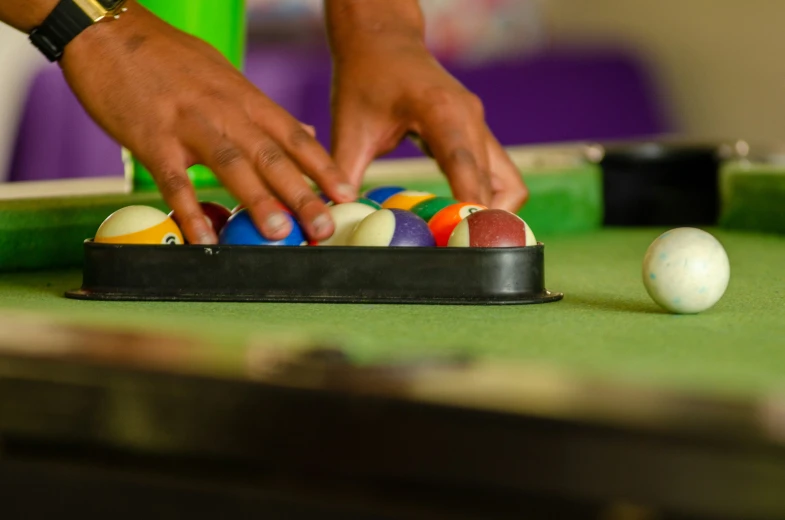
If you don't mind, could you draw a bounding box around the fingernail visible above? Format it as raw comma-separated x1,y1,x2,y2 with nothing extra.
312,214,331,235
336,183,356,200
265,212,289,233
197,232,215,245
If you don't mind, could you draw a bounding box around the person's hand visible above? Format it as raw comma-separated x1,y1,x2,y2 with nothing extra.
60,3,356,244
329,38,528,211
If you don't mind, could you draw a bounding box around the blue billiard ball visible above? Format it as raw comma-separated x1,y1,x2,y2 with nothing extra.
219,209,306,246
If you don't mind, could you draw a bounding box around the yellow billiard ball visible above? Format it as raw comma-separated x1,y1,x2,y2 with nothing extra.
381,190,436,211
95,205,184,245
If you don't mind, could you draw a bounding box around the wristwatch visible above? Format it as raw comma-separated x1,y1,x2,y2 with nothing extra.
30,0,129,62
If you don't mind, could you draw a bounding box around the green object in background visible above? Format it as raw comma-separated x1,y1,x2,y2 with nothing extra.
365,162,605,238
124,0,247,192
719,160,785,235
0,188,238,272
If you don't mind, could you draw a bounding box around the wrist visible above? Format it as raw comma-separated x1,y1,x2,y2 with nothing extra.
23,0,135,63
325,0,426,61
59,0,147,65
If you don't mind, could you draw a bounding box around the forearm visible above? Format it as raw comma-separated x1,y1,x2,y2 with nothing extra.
324,0,426,59
0,0,58,32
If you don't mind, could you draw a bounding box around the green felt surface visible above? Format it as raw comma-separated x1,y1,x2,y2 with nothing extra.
0,164,602,273
1,228,783,397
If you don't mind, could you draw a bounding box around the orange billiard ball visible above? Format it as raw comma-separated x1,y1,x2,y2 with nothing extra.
428,202,487,247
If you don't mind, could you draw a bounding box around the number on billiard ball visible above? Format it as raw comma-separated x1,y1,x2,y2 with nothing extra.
95,205,184,245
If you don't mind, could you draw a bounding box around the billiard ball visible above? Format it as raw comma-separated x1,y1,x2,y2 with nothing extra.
410,196,459,222
169,201,232,237
382,190,436,211
448,209,535,248
642,227,730,314
311,202,377,246
428,202,487,247
356,197,382,210
363,186,406,205
349,209,435,247
219,209,306,246
95,205,184,245
320,197,381,210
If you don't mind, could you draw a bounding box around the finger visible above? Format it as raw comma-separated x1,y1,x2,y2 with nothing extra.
221,113,337,241
134,144,215,245
181,111,325,241
485,131,528,212
199,143,295,241
300,123,316,138
180,118,295,241
416,112,492,205
407,132,435,158
248,137,336,241
331,109,384,188
268,118,356,204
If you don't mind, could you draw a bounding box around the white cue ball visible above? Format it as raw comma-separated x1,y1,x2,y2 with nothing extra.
642,227,730,314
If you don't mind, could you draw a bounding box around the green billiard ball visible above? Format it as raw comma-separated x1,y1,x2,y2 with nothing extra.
410,196,459,223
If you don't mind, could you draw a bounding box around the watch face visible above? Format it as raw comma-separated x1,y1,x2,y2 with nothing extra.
96,0,124,8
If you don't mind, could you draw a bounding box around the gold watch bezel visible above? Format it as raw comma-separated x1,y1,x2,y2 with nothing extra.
73,0,129,23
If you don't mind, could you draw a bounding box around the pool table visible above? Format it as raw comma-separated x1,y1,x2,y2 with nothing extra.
1,141,785,519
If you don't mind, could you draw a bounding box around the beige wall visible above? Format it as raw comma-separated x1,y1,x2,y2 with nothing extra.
543,0,785,146
0,25,46,181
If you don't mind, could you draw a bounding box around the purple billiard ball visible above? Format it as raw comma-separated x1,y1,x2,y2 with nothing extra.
219,209,306,246
348,208,436,247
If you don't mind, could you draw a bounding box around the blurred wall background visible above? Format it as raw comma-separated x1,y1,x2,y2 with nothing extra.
2,0,785,182
0,25,45,182
544,0,785,146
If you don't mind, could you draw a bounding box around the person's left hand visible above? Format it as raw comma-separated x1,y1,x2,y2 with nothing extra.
330,42,528,212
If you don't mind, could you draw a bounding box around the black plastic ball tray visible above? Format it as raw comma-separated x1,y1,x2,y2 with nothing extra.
65,240,563,305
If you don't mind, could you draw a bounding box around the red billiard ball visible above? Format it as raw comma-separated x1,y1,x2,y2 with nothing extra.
170,201,232,237
448,209,536,248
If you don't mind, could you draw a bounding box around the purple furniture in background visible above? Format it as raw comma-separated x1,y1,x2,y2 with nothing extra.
9,44,670,182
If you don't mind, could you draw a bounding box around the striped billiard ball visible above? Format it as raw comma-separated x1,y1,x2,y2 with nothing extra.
448,209,536,248
95,205,184,245
349,209,435,247
311,202,377,246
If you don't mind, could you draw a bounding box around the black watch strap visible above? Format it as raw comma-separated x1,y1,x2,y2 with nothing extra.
29,0,93,62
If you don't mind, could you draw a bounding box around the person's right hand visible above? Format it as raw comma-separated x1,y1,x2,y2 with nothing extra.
60,2,355,244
